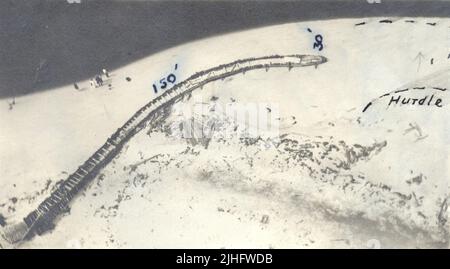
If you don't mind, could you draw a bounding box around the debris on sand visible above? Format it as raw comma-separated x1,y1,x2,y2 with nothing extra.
261,215,270,224
0,214,6,227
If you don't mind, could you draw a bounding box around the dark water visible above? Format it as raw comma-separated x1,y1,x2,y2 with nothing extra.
1,0,450,99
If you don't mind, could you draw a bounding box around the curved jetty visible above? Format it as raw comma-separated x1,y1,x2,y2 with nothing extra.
0,54,327,246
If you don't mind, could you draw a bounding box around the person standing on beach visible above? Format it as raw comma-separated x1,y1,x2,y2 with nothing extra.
95,75,103,87
8,97,15,110
102,68,110,78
